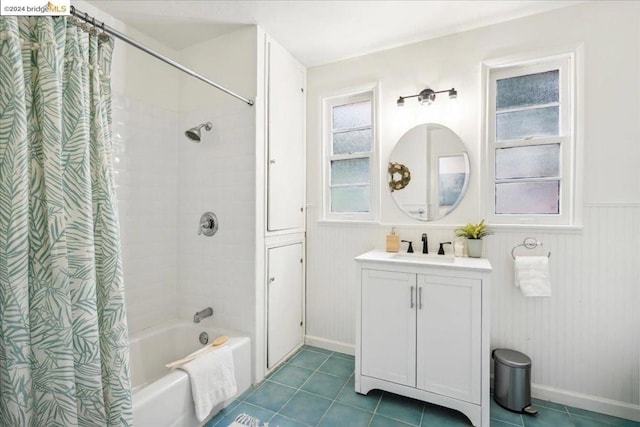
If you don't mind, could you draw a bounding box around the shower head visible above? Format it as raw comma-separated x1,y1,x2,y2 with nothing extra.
185,122,212,142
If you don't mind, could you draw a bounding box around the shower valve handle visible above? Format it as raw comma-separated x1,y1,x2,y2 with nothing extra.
198,219,213,235
197,212,218,236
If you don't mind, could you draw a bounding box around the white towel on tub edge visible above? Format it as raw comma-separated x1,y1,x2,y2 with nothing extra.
177,345,237,422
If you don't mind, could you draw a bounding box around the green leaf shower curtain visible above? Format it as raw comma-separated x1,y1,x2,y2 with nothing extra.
0,16,132,426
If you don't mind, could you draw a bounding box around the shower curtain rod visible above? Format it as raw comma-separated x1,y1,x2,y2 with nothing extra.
69,6,254,106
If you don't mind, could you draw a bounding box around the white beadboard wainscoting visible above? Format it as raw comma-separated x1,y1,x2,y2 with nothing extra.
305,204,640,421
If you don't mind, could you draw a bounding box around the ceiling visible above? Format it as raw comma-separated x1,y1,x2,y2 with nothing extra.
86,1,580,67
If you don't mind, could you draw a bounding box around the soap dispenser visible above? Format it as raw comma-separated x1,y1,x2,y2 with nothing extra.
386,227,400,253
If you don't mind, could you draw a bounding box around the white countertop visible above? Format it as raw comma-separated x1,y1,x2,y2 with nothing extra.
355,249,492,272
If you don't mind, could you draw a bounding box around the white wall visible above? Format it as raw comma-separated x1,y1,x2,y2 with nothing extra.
177,27,258,336
176,101,256,335
82,3,260,338
306,1,639,419
75,0,183,335
179,26,257,111
113,93,179,334
74,1,182,111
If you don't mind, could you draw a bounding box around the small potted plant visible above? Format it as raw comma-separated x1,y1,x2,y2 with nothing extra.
455,220,493,258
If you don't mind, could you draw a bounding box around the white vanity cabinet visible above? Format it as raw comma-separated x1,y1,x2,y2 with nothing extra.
355,250,491,427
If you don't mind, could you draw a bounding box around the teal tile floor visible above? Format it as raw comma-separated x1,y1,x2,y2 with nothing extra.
207,346,639,427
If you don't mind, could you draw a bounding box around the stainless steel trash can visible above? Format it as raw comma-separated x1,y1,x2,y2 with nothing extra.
492,349,537,415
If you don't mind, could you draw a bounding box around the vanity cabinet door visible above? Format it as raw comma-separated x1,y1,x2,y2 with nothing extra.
361,269,416,387
416,274,481,404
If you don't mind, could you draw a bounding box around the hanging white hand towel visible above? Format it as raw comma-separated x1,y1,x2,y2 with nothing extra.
177,346,237,422
514,256,551,297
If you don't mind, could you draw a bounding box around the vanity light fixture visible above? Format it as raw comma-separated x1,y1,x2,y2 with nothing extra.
397,87,457,107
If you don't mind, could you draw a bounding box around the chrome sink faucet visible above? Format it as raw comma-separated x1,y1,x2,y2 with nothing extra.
193,307,213,323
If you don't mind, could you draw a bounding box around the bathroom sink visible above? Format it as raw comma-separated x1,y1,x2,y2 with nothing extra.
391,252,455,263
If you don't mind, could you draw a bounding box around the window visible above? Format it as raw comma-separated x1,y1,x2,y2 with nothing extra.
487,55,577,226
323,89,378,220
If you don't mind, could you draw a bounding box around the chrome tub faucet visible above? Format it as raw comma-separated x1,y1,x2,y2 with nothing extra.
193,307,213,323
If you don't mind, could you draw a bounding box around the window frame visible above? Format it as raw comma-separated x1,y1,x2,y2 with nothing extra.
322,87,379,221
485,54,578,226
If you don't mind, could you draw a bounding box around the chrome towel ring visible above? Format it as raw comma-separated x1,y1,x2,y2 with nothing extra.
511,237,551,259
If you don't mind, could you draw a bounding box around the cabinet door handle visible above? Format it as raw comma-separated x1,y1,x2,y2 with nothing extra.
410,286,414,308
418,286,423,310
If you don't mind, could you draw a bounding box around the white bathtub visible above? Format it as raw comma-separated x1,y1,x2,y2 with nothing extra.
129,322,251,427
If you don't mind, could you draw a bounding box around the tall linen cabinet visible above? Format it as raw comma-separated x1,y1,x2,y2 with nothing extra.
258,31,306,377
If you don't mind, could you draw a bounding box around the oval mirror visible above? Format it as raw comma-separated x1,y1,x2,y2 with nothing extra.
389,123,470,221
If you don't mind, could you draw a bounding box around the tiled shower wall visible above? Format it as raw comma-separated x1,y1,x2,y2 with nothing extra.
99,5,258,339
112,91,179,334
112,94,257,337
177,103,256,336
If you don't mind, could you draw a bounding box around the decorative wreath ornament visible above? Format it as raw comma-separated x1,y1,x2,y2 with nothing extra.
388,162,411,192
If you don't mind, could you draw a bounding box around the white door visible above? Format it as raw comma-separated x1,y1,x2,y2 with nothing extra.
416,274,481,403
267,243,304,368
361,269,416,387
267,39,305,231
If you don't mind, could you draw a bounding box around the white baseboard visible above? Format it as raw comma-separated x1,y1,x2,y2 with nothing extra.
308,337,640,422
304,335,355,356
531,383,640,422
489,375,639,422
